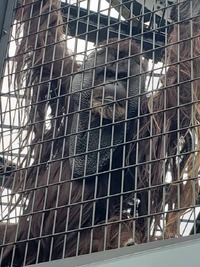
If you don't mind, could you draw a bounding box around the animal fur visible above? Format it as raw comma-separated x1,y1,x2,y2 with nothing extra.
1,0,200,266
1,1,145,265
0,223,17,245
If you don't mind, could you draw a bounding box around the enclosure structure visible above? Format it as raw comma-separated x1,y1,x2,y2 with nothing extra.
0,0,200,266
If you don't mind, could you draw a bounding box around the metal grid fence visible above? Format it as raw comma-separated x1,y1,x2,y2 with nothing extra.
0,0,200,266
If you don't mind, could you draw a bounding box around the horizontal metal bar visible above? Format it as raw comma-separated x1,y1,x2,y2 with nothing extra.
61,3,166,61
27,234,200,267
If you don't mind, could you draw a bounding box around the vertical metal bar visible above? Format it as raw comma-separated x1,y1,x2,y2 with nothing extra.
0,2,7,39
0,0,17,81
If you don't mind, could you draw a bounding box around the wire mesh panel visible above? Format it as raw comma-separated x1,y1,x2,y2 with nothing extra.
0,0,200,266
